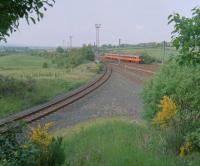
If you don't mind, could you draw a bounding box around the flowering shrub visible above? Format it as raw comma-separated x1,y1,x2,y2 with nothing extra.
30,122,54,150
179,128,200,157
179,142,193,158
153,96,177,127
0,122,66,166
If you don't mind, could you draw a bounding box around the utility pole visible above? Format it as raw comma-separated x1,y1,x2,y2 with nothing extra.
62,40,66,52
62,40,65,49
162,40,166,64
69,35,73,49
95,24,101,61
119,38,122,47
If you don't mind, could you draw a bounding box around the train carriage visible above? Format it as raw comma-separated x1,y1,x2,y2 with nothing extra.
104,53,144,64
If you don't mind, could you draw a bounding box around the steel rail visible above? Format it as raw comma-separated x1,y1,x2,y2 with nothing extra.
109,63,156,74
0,64,112,128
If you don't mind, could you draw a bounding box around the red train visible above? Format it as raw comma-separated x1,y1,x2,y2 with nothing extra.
103,53,144,64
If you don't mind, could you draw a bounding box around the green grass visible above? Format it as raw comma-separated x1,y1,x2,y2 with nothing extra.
0,79,84,117
0,54,99,118
60,117,185,166
0,54,55,69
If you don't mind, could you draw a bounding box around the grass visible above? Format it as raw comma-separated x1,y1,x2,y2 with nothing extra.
0,54,100,118
58,117,185,166
0,80,84,117
0,53,55,69
0,63,99,80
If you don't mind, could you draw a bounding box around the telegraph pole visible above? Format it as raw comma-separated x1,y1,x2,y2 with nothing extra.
95,24,101,61
119,38,122,47
62,40,65,49
162,40,166,64
69,35,73,49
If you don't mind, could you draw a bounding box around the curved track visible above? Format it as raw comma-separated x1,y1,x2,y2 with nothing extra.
0,64,112,128
0,61,159,131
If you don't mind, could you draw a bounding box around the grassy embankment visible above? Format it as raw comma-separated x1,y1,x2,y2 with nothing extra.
0,54,100,118
55,117,188,166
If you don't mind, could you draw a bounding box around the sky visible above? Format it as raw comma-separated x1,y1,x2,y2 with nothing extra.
3,0,200,47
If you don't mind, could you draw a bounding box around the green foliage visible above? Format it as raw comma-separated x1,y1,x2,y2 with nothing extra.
142,62,200,121
142,61,200,156
0,75,35,96
56,47,65,54
54,45,95,68
141,52,160,64
0,123,38,166
37,137,66,166
0,123,66,166
42,62,48,68
168,7,200,65
186,128,200,152
0,77,84,117
0,0,55,42
82,45,95,61
96,63,104,74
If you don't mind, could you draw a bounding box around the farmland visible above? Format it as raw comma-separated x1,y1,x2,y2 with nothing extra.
0,52,99,118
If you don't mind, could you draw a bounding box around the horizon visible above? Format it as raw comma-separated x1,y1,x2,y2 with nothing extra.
1,0,200,47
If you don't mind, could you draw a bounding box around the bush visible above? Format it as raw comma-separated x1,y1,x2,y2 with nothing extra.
142,62,200,121
97,63,104,74
42,62,48,68
53,45,95,69
141,52,160,64
0,75,35,96
142,61,200,154
0,122,38,166
0,122,66,166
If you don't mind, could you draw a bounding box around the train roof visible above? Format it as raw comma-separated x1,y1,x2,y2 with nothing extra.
105,53,142,57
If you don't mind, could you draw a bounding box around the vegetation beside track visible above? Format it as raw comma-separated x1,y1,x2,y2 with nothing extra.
0,46,101,118
54,117,192,166
0,122,66,166
142,6,200,164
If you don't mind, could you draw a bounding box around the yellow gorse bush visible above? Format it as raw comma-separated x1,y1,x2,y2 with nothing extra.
180,142,193,158
30,122,54,150
153,96,177,127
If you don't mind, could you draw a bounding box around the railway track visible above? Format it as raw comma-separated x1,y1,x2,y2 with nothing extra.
0,61,158,131
104,60,159,85
0,64,112,129
102,58,159,74
107,62,158,74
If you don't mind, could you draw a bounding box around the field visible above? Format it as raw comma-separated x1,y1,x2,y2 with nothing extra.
0,54,55,69
0,54,100,118
102,46,178,62
56,117,192,166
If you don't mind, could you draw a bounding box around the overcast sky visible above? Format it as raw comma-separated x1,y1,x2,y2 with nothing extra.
3,0,200,47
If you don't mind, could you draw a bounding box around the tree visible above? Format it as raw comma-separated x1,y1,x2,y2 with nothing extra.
0,0,55,42
56,46,64,53
82,45,95,61
168,7,200,65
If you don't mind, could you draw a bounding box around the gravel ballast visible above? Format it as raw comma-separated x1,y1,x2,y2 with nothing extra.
35,69,147,130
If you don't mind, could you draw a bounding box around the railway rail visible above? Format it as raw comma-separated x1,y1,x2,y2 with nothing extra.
0,60,158,132
0,64,112,129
